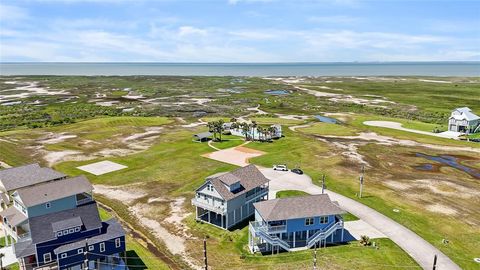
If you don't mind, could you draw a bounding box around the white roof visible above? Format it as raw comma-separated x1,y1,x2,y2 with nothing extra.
451,107,479,121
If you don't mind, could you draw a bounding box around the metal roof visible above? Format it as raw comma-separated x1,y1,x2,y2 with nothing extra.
253,194,345,222
51,216,83,232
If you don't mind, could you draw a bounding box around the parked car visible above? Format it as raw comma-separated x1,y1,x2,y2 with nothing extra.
291,168,303,175
273,164,288,171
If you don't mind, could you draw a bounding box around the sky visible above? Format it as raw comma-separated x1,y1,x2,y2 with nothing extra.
0,0,479,62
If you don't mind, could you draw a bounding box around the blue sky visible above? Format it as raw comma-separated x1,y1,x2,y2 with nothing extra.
1,0,479,62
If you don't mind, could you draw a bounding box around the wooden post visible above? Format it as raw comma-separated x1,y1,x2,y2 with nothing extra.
321,174,326,194
313,247,317,270
203,237,208,270
432,254,437,270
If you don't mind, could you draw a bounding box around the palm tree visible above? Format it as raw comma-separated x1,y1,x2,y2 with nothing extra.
250,121,257,141
217,120,225,141
257,126,264,141
207,121,217,141
241,122,250,141
267,126,277,141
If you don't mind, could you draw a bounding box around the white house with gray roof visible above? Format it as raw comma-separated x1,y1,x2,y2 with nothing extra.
448,107,480,133
191,164,269,230
249,194,346,253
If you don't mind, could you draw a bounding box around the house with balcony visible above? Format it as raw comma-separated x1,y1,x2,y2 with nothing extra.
448,107,480,133
14,202,126,270
0,164,127,270
192,164,269,230
248,194,346,253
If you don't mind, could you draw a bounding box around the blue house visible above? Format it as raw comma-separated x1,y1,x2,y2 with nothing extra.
0,164,127,270
191,165,269,230
248,194,345,253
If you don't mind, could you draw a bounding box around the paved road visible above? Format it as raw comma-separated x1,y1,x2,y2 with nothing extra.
260,168,461,270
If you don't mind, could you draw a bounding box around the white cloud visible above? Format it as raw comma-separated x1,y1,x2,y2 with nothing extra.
0,3,28,22
308,15,360,24
178,26,208,37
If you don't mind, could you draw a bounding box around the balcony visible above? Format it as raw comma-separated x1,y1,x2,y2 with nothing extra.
76,193,93,206
246,187,268,202
191,198,226,214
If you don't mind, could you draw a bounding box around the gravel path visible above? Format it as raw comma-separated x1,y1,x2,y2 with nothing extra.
363,121,461,139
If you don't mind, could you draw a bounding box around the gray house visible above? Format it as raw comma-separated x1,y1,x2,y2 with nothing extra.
191,164,269,230
448,107,480,133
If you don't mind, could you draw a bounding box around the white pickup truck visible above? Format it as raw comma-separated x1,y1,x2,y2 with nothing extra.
273,164,288,171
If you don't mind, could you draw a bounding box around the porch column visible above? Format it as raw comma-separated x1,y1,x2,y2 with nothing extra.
341,227,344,242
293,232,296,248
221,214,224,228
208,211,211,223
306,230,309,240
226,213,229,229
195,206,198,219
331,233,333,242
240,206,243,220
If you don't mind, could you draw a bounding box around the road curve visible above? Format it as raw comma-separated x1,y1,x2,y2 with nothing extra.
260,168,461,270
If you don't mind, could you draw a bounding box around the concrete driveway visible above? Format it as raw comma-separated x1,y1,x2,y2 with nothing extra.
259,168,460,270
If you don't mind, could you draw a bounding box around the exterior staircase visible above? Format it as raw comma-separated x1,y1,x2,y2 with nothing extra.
306,221,343,248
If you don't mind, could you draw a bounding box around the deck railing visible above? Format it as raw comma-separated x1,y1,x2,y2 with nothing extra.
306,221,343,248
191,198,226,213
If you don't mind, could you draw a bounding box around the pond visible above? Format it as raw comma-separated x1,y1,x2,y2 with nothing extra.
314,115,339,124
264,89,290,95
414,153,480,179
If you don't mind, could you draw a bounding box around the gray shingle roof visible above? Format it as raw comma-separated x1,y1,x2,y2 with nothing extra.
29,202,102,244
0,164,66,192
0,206,28,226
206,165,269,200
52,216,83,232
254,194,345,222
193,132,213,140
16,175,93,207
14,239,36,258
54,219,125,254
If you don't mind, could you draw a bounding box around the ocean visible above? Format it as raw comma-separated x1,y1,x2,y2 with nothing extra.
0,62,479,76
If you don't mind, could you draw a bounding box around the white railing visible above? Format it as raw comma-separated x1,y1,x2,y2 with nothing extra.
306,221,343,248
250,221,290,251
191,198,226,213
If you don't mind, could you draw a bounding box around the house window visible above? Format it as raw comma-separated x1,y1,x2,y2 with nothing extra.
43,253,52,263
320,216,329,224
56,231,63,237
88,245,94,251
74,227,80,232
60,253,67,259
63,230,68,235
45,202,51,209
78,248,83,254
100,242,105,252
68,228,75,234
115,238,121,248
305,217,314,226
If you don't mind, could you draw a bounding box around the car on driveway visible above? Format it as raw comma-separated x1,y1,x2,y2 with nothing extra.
291,168,303,175
273,164,288,171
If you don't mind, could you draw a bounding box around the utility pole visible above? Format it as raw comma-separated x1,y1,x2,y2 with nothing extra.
83,239,89,270
359,165,365,198
203,237,208,270
432,254,437,270
313,246,317,270
321,174,326,194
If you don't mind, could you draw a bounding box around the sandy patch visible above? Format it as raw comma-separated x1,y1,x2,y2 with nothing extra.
43,150,86,166
384,181,411,191
364,121,460,140
38,132,77,144
93,184,146,205
202,146,265,166
181,119,207,128
289,124,312,132
425,204,457,215
276,114,310,120
419,79,452,84
122,127,163,142
247,105,268,115
0,81,70,103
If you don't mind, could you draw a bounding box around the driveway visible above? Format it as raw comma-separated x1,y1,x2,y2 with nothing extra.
363,121,461,139
260,168,460,270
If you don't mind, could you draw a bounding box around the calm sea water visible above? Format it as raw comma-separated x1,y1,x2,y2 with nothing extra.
1,62,479,76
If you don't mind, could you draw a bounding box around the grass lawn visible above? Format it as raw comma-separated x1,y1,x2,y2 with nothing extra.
186,215,419,270
276,190,309,198
297,122,359,136
248,117,307,125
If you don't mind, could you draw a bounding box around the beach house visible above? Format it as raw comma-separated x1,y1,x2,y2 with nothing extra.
0,164,127,270
191,164,269,229
248,194,345,253
448,107,480,133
